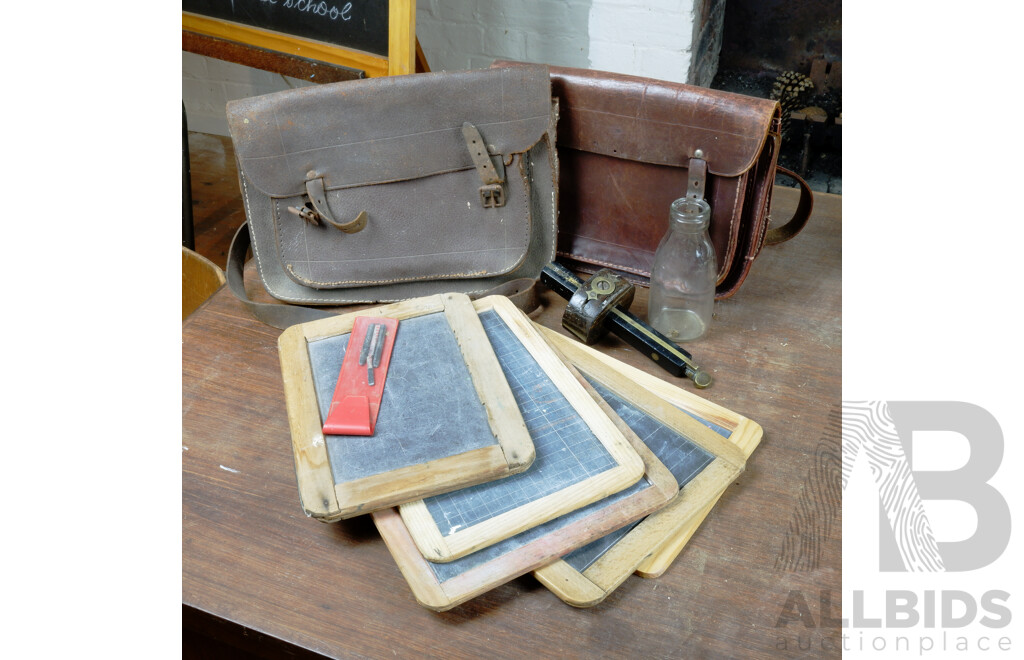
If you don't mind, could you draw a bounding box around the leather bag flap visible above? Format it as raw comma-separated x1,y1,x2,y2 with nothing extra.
494,61,779,177
227,65,553,197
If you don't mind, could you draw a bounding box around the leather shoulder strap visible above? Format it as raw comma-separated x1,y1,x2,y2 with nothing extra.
764,166,814,246
227,223,338,329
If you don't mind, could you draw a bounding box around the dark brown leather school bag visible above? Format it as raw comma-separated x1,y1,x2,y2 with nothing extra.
495,61,813,299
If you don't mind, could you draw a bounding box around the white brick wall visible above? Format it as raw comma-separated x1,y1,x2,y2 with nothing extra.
183,1,722,136
416,0,593,70
417,0,713,83
589,1,696,82
182,51,316,136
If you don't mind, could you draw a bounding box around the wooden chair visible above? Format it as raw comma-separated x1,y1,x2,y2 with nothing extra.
183,246,226,319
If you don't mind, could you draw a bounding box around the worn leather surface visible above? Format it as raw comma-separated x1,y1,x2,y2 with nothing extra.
493,61,809,299
226,65,557,305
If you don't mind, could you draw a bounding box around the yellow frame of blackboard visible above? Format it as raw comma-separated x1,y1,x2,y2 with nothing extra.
531,327,763,606
182,0,417,78
277,293,535,522
397,295,647,563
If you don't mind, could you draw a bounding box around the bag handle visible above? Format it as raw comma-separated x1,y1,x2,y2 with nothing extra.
764,166,814,246
227,223,539,330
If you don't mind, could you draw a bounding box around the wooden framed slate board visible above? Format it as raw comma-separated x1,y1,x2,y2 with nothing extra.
277,293,534,521
372,314,678,610
397,295,647,562
532,327,763,605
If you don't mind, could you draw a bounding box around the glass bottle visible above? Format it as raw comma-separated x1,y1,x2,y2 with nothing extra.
648,197,717,342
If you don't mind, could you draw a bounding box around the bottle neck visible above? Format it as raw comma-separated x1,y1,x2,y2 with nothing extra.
668,197,711,233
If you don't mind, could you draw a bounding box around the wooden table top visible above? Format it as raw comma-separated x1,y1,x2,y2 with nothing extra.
183,186,842,658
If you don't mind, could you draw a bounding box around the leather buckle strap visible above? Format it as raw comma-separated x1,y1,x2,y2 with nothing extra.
687,152,708,201
463,122,507,208
479,183,505,208
287,172,368,234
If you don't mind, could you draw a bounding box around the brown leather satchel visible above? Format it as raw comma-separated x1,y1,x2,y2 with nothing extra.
225,65,558,327
493,61,813,299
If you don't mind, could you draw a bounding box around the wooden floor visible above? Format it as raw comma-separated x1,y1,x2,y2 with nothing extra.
185,132,247,271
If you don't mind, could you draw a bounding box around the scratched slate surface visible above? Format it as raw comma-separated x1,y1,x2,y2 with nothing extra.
308,312,498,484
560,376,723,572
421,309,619,540
428,474,655,583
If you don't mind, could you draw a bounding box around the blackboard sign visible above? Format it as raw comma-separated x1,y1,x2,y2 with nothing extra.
183,0,419,79
183,0,389,57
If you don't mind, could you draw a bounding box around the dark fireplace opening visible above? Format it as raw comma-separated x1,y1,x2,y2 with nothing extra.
710,0,841,195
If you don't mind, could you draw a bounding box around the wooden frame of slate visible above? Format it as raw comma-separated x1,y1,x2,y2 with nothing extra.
397,296,648,562
372,329,678,610
551,332,763,578
277,293,534,522
532,326,764,605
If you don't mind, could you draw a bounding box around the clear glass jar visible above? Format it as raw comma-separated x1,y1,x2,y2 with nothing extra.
648,197,717,342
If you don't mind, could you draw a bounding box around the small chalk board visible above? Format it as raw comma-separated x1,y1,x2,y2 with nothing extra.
183,0,419,79
397,296,647,563
372,334,678,611
277,293,534,521
532,328,763,606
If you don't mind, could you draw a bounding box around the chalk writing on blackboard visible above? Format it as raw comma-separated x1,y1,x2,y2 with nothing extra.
264,0,353,23
184,0,389,57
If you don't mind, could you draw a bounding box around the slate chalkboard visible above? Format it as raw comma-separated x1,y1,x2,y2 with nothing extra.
183,0,389,56
398,296,647,563
372,300,679,610
307,313,498,482
277,293,534,522
530,329,762,607
558,377,719,573
422,312,620,532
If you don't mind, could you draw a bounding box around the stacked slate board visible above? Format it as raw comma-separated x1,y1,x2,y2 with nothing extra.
278,293,762,611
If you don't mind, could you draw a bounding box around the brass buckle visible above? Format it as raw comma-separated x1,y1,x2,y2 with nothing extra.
287,202,321,226
479,183,506,208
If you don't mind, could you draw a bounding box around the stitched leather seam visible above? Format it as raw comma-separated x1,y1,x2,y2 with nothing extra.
569,106,762,142
278,159,532,289
239,115,552,162
560,234,658,253
242,134,552,304
241,175,268,281
719,177,744,282
285,263,493,287
557,108,770,175
557,251,650,277
243,173,343,304
749,182,772,260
